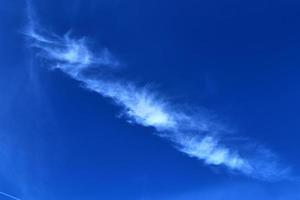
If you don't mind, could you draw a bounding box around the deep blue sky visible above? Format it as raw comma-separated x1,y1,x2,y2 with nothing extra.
1,0,300,199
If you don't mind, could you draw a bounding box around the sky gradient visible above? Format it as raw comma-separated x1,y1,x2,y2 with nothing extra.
1,0,300,199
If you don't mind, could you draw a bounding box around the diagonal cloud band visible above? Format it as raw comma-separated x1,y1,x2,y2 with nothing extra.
24,6,291,181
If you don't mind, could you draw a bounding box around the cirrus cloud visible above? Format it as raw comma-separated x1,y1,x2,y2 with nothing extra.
24,4,291,181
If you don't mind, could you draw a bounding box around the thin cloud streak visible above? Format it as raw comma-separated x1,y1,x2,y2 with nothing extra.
24,7,290,181
0,191,22,200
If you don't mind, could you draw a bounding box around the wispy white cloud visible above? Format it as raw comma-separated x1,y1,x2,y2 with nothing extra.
178,136,251,171
0,191,22,200
24,7,290,181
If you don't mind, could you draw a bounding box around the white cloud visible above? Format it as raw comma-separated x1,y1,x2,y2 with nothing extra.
178,135,251,171
84,80,177,130
0,191,22,200
25,10,290,181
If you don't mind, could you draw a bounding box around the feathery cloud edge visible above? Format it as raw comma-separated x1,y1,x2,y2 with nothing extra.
24,5,291,181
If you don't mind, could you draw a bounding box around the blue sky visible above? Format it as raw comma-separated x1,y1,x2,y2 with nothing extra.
1,0,300,199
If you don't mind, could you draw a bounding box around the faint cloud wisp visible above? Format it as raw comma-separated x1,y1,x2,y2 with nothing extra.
24,4,291,181
0,191,22,200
